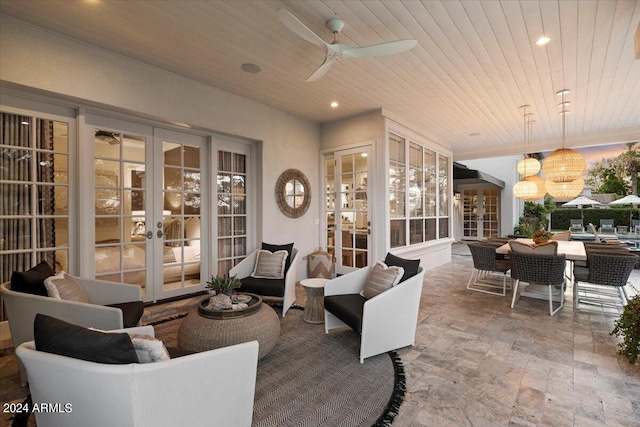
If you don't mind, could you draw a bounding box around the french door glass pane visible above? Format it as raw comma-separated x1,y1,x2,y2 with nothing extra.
1,112,69,282
217,150,247,275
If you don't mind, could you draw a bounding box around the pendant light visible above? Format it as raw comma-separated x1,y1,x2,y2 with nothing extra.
542,90,586,183
516,105,540,177
514,106,544,201
546,178,585,200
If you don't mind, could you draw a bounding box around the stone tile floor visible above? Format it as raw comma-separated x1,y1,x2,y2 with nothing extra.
1,242,639,426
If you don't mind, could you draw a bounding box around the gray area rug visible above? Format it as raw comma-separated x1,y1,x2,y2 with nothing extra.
153,307,404,427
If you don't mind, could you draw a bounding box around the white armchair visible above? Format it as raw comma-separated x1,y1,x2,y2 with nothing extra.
1,277,142,385
324,265,425,363
16,326,259,427
230,248,298,316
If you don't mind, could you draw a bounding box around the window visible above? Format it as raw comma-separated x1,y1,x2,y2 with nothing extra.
1,112,70,282
389,132,450,247
217,150,247,275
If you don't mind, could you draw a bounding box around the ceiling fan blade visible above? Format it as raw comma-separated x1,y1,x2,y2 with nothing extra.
343,39,418,58
306,59,334,82
277,9,327,48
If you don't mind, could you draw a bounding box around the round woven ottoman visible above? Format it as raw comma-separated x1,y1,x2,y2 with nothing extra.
177,301,280,359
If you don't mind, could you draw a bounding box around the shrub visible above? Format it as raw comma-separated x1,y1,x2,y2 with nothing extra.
611,295,640,364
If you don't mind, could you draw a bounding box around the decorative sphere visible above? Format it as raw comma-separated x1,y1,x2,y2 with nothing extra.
517,157,541,177
542,148,586,183
545,178,584,200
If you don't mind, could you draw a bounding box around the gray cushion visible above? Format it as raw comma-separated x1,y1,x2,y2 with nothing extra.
360,261,404,299
251,249,287,279
43,272,89,303
262,242,294,272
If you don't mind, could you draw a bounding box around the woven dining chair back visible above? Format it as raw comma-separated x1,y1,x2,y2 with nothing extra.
587,252,638,288
509,252,566,316
466,242,511,296
573,251,638,309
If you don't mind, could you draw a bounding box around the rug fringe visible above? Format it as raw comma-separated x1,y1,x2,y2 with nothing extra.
373,350,406,427
10,394,32,427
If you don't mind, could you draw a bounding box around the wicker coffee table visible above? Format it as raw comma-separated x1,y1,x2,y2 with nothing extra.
177,293,280,359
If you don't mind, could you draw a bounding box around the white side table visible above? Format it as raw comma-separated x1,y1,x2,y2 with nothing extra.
300,278,329,323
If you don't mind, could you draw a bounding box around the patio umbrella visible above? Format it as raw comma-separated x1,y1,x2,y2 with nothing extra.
561,196,602,208
608,194,640,208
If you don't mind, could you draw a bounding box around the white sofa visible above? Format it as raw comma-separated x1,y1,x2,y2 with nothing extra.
1,277,142,385
229,248,298,316
324,265,425,363
16,325,259,427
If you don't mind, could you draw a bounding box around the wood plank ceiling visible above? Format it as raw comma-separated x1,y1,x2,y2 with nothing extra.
0,0,638,160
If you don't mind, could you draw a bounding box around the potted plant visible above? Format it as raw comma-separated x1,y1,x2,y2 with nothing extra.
532,229,553,244
611,294,640,364
206,274,241,296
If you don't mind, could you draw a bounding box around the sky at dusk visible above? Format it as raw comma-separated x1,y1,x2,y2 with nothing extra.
543,143,629,170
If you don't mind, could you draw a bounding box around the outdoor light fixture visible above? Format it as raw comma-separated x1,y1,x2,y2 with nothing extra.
514,105,544,201
545,178,585,200
542,90,586,186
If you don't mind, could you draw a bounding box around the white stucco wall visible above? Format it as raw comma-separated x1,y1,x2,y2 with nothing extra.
0,16,321,279
457,155,523,238
320,111,454,270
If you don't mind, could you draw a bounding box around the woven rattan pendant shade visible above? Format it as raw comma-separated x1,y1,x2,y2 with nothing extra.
513,179,538,200
517,157,541,177
542,90,586,185
524,175,546,200
545,177,584,199
541,148,585,183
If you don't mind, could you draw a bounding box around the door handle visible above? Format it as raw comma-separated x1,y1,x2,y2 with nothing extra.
146,231,153,240
157,230,164,238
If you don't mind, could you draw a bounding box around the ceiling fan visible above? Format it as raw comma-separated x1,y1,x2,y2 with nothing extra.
277,9,418,82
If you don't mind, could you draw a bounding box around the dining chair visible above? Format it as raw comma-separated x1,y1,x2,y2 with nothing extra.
509,252,567,316
573,251,638,310
467,242,511,296
551,231,572,241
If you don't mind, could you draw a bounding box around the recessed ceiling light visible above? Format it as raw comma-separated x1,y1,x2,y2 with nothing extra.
241,63,261,73
330,101,339,108
21,120,30,125
536,36,550,46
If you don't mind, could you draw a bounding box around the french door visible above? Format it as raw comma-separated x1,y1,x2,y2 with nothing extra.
462,187,500,240
84,115,206,302
325,146,372,275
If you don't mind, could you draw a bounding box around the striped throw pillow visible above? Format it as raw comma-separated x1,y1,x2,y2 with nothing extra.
251,250,288,279
360,261,404,299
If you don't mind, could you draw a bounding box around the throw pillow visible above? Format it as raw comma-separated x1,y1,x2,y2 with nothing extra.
128,334,170,363
262,242,294,271
10,260,55,296
384,253,420,282
34,314,139,364
509,240,558,255
360,261,404,299
43,272,89,303
251,249,288,279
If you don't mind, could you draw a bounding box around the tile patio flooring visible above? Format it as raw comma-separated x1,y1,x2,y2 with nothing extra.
1,242,639,426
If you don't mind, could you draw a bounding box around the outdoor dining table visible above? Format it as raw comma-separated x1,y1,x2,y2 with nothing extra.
495,239,586,302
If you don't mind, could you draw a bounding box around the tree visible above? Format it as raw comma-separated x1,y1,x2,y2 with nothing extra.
585,142,639,196
614,142,640,195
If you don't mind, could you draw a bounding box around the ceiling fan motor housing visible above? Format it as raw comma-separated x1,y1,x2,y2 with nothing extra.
327,18,344,34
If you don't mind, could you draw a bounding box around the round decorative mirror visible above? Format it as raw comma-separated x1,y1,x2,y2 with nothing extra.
275,169,311,218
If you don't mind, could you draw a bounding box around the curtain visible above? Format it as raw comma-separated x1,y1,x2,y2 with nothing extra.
1,113,32,283
0,113,56,284
36,118,56,268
